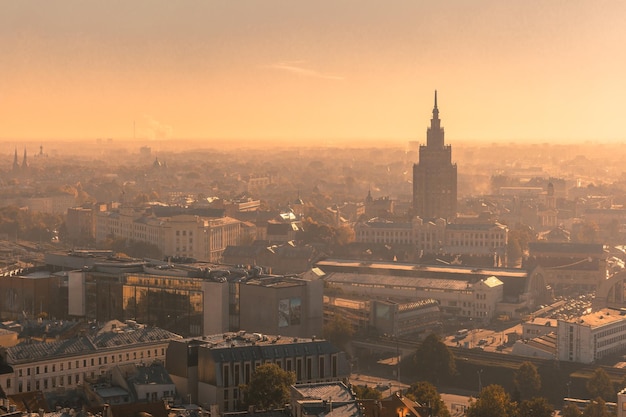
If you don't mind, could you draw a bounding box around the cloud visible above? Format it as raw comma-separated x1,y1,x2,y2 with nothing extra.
265,60,344,80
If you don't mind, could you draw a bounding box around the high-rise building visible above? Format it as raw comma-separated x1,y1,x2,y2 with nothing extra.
413,91,457,220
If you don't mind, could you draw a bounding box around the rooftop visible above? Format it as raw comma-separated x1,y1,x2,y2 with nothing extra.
561,309,626,328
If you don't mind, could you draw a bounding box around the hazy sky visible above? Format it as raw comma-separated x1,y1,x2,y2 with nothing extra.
2,1,626,144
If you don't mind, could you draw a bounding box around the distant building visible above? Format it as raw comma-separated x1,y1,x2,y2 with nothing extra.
316,259,550,322
526,242,607,293
94,207,242,262
354,217,506,257
166,332,350,412
413,91,457,221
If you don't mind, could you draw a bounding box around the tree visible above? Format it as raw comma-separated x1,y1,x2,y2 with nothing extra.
586,368,615,402
323,314,355,351
561,403,583,417
466,384,517,417
405,381,450,417
513,361,542,400
413,333,455,384
241,363,295,411
352,385,382,400
582,398,611,417
518,397,554,417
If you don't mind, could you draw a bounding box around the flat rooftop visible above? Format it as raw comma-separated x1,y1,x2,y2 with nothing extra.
561,309,626,328
316,258,529,279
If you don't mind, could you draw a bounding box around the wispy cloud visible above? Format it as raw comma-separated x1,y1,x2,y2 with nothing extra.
265,60,344,80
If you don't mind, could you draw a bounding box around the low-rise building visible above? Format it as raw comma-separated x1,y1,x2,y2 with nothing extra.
557,309,626,364
316,259,550,322
0,320,181,396
166,332,350,412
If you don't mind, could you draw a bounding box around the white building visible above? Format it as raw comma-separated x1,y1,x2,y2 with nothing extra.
0,320,181,396
557,309,626,364
354,217,507,255
95,208,242,262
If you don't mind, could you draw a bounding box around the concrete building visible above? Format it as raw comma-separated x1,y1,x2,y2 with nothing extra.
239,269,325,339
557,308,626,364
165,332,350,412
0,267,69,321
413,91,457,221
0,320,181,396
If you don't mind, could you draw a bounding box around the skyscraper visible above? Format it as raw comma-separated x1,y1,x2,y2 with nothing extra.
413,91,457,220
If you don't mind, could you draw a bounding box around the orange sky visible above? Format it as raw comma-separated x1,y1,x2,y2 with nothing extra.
2,1,626,144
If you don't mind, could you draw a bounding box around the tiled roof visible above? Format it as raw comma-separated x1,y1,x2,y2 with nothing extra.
7,325,181,364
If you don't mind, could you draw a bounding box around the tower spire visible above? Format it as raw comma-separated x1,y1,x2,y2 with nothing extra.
432,90,439,119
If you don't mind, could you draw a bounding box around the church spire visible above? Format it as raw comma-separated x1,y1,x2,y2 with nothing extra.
12,148,19,172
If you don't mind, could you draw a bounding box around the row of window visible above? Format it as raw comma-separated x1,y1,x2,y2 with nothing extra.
221,355,338,388
11,347,166,391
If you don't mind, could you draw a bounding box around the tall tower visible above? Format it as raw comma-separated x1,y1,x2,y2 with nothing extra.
412,91,457,220
12,148,19,172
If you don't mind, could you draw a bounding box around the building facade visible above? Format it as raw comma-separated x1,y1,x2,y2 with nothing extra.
0,320,181,396
556,309,626,364
413,91,457,221
354,217,506,256
166,332,350,412
94,208,242,262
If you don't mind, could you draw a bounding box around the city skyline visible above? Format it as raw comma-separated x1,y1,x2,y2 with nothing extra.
2,1,626,144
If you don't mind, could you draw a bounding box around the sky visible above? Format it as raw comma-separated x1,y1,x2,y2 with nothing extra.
1,1,626,144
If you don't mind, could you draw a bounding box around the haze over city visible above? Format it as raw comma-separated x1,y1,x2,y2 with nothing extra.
2,1,626,145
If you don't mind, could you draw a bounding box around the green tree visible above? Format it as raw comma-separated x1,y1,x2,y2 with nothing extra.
405,381,451,417
586,368,615,402
561,403,583,417
241,363,295,411
466,384,517,417
413,333,456,384
352,385,382,400
513,361,542,400
518,397,554,417
323,314,355,351
582,398,611,417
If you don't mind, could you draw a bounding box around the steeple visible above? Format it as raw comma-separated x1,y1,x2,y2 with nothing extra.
22,148,28,170
426,90,444,148
12,148,19,172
